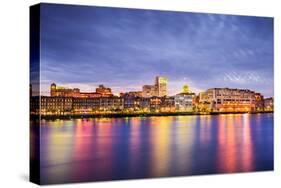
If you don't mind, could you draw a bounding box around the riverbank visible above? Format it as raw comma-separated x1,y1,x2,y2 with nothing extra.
31,111,274,120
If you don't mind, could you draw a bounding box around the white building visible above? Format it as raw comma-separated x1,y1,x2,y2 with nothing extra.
175,92,195,111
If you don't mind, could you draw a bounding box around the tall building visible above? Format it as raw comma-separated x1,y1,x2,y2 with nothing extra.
142,76,168,97
155,76,168,97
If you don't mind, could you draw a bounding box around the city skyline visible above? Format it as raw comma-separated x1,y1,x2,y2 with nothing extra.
40,4,273,97
42,77,271,98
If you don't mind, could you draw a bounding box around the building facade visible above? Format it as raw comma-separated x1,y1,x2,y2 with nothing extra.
264,97,274,111
142,76,168,97
155,76,168,97
40,96,73,115
50,83,80,97
120,91,143,98
199,88,263,112
95,85,113,97
50,83,112,98
175,93,195,112
30,82,272,115
142,85,156,98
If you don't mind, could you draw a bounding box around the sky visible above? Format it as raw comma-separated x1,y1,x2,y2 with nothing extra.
39,3,274,97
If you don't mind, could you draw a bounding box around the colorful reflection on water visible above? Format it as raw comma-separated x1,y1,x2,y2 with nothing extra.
37,113,273,184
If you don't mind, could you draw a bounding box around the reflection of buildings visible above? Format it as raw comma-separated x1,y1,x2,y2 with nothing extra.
142,76,167,97
198,88,265,112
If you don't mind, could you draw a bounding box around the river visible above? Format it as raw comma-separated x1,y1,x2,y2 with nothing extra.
36,113,273,184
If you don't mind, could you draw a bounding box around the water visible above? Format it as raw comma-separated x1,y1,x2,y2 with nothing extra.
37,113,273,184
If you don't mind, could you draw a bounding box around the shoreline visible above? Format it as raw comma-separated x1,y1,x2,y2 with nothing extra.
31,111,274,120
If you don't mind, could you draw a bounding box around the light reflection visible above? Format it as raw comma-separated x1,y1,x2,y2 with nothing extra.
149,116,172,177
241,114,253,171
217,114,254,173
199,115,212,144
72,119,95,179
41,120,75,182
40,114,272,184
172,116,196,174
217,114,238,172
128,117,142,175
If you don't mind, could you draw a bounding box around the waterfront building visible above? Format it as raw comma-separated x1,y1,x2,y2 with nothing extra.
160,96,175,112
150,96,162,112
199,88,262,112
264,97,274,111
71,97,124,114
99,97,123,112
72,97,100,114
40,96,73,115
31,82,272,116
254,93,264,111
50,83,112,98
139,97,151,111
123,96,150,112
123,96,137,111
175,85,195,111
175,93,195,112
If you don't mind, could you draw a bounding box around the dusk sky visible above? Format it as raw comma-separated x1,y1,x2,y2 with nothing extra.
40,3,274,97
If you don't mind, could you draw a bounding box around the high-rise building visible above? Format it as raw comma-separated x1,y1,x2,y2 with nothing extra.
155,76,168,97
142,76,168,97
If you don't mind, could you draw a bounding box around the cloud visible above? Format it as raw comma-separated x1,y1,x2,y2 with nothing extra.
39,4,274,97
